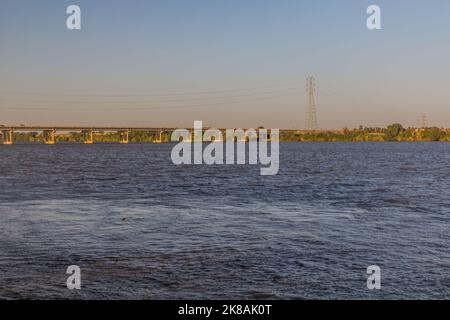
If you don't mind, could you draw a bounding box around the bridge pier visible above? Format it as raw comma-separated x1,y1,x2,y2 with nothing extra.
43,129,56,145
154,131,163,143
185,131,193,142
267,130,274,142
212,136,223,142
82,130,94,144
200,129,223,143
266,130,279,142
119,130,129,144
1,129,13,145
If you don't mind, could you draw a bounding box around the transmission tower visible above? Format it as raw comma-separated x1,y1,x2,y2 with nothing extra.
420,114,427,128
305,76,319,131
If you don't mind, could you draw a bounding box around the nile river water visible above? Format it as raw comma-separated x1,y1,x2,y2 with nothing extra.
0,142,449,299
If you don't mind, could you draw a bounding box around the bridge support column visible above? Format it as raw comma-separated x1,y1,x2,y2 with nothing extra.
212,131,223,142
119,131,129,144
264,130,272,142
155,131,163,143
43,129,56,145
268,130,272,142
1,129,13,145
185,131,193,143
82,130,94,144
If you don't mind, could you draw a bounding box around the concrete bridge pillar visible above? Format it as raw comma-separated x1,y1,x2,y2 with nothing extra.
268,130,272,142
119,130,129,144
1,129,13,145
266,130,279,142
82,130,94,144
43,129,56,145
211,131,223,142
185,131,193,142
155,131,163,143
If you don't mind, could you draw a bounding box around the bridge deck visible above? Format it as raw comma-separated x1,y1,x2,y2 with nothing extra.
1,127,332,133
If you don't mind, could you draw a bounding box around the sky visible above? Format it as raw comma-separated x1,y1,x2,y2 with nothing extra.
0,0,449,129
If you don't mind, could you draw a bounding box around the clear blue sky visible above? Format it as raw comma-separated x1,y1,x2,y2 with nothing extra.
1,0,449,129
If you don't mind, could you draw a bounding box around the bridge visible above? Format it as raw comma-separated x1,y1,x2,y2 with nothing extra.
0,126,308,145
0,126,177,145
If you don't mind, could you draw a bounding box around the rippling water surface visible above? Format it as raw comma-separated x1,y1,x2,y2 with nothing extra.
0,142,449,299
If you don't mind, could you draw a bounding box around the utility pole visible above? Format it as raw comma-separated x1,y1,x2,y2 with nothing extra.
305,76,319,131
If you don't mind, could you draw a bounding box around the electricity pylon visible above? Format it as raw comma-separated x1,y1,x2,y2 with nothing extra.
420,114,427,128
305,76,319,131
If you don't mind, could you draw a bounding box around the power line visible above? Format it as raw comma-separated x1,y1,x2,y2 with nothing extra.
0,81,301,98
0,92,295,112
0,87,299,105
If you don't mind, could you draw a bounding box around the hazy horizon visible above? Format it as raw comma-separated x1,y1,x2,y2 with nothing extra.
1,0,449,129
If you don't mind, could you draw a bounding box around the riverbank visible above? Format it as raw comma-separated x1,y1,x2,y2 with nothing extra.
8,124,450,143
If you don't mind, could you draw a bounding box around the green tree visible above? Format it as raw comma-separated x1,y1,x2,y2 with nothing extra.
385,123,404,141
